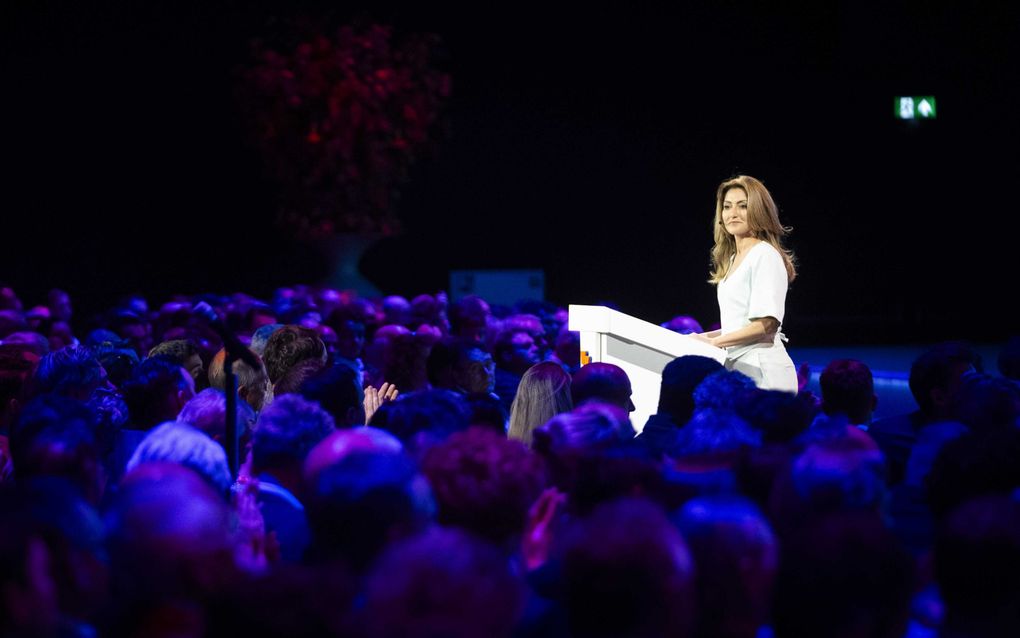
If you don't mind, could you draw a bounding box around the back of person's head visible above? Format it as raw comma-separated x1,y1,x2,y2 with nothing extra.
2,331,49,358
658,356,725,424
305,450,434,572
263,324,327,383
8,394,102,504
927,426,1020,521
249,323,284,356
533,401,635,459
953,370,1020,433
303,426,403,488
660,314,703,335
771,510,914,638
449,295,491,341
125,421,232,497
464,391,509,434
120,356,193,430
572,362,634,412
693,369,758,413
207,348,271,412
667,408,761,460
819,358,876,424
422,427,546,547
673,495,777,638
736,388,817,444
508,361,572,446
909,341,978,418
370,389,472,458
92,342,139,389
559,497,694,638
252,393,335,475
32,344,106,401
299,364,364,427
273,357,327,396
147,338,198,367
104,463,236,630
770,434,886,535
363,526,524,638
177,387,256,444
936,495,1020,637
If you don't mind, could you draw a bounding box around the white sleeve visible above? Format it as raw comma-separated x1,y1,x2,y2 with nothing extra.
747,246,788,324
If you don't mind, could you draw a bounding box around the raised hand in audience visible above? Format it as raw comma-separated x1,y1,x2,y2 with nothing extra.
364,381,399,423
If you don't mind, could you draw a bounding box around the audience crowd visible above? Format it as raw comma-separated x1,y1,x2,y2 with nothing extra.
1,283,1019,638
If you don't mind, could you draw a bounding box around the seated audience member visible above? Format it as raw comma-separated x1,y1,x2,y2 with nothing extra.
303,426,403,489
660,314,703,335
262,325,327,385
330,316,367,388
2,331,50,358
273,358,326,396
504,313,549,362
421,427,547,552
771,511,914,638
91,340,139,390
571,362,635,413
299,364,365,427
816,358,877,430
463,391,510,434
148,339,206,389
0,309,27,340
125,421,233,497
926,425,1020,522
177,387,257,449
426,336,496,397
305,450,435,574
207,347,273,413
381,295,413,327
551,325,581,376
0,479,107,637
119,356,196,431
362,324,411,389
869,341,978,486
103,463,242,637
637,355,724,459
557,497,695,638
769,433,886,538
249,394,336,562
693,369,759,412
935,495,1020,638
508,362,573,447
410,292,450,334
369,389,472,460
492,328,542,415
31,345,110,402
448,295,491,343
952,370,1020,432
381,328,436,393
107,310,154,360
672,495,778,638
249,323,283,357
1,345,38,430
362,527,525,638
665,408,761,498
737,388,817,444
7,394,104,505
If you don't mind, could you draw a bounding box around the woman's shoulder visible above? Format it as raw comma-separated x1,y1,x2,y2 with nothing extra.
749,241,783,261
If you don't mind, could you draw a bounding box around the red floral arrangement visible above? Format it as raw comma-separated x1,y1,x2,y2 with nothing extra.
239,23,450,240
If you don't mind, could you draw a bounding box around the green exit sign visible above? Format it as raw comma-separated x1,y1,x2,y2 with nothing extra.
895,96,936,120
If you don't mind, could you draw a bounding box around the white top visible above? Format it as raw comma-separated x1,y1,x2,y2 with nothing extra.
717,242,788,358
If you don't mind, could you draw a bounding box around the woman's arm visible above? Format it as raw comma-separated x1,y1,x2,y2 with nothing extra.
708,317,779,349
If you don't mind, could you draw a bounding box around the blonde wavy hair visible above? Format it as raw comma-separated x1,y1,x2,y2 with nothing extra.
508,361,573,447
708,175,797,285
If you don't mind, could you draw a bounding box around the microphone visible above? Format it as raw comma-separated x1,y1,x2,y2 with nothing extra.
192,302,263,370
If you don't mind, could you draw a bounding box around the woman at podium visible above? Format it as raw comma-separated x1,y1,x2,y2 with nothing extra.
693,175,799,393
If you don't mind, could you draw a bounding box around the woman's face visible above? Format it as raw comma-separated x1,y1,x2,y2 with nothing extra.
721,187,751,239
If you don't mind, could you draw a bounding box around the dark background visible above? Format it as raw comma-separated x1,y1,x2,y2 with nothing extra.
1,1,1016,346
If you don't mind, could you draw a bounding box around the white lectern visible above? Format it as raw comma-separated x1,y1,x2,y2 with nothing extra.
568,305,726,433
